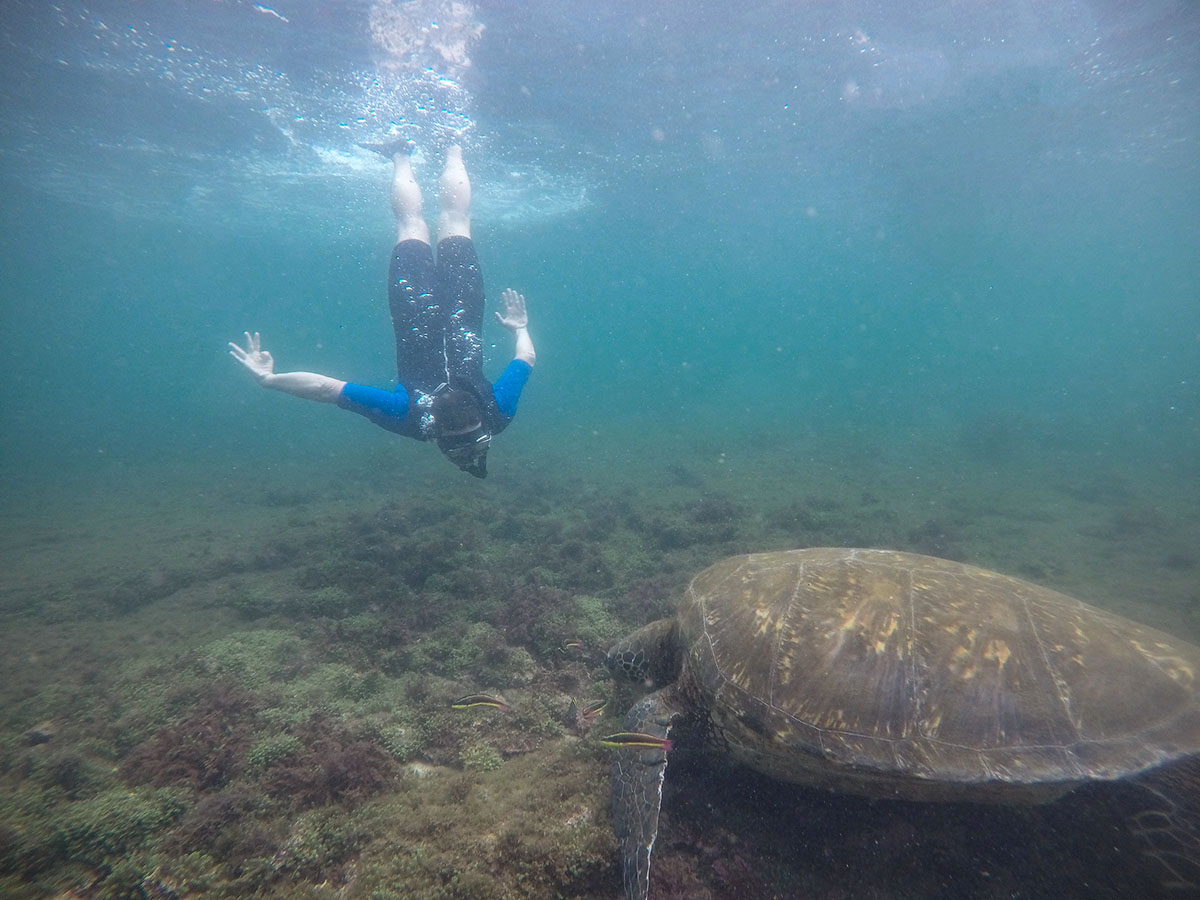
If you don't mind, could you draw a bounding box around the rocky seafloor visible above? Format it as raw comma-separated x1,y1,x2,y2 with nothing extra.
2,427,1198,900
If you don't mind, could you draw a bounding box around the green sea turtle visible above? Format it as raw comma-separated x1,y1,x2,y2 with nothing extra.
605,547,1200,899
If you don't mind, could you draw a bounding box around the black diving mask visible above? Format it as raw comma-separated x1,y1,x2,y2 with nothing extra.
437,427,491,479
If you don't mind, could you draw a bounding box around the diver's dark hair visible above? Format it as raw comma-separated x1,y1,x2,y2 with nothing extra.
430,387,483,437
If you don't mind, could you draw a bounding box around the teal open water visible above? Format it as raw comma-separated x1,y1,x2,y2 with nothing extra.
1,2,1199,899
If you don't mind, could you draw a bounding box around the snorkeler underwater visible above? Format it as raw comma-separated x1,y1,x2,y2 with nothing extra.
2,1,1198,898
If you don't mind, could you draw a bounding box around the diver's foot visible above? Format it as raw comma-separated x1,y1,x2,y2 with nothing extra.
360,136,416,159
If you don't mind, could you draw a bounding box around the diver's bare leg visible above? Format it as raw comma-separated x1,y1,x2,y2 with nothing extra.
437,144,471,241
392,149,431,244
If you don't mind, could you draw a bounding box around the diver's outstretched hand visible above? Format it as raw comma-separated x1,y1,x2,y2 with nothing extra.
228,331,275,384
495,288,528,331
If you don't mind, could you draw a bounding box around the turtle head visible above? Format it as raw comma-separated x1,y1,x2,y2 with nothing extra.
606,618,682,689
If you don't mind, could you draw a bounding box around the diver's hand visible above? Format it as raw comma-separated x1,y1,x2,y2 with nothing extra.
227,333,347,401
228,331,275,385
496,289,535,367
495,289,528,331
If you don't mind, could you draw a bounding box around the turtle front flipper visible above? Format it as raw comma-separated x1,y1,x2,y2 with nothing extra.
611,688,682,900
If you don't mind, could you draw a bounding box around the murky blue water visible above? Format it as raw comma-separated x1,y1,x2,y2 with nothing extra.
1,5,1199,898
1,0,1196,480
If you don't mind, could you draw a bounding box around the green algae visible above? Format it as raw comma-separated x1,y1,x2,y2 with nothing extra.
246,733,304,771
557,593,626,650
0,481,727,897
459,740,503,772
196,628,305,687
342,748,613,900
2,449,1197,900
274,807,371,881
56,785,187,865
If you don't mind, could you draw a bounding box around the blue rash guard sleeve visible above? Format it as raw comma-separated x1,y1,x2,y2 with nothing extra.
492,359,532,419
337,359,529,435
337,382,411,433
